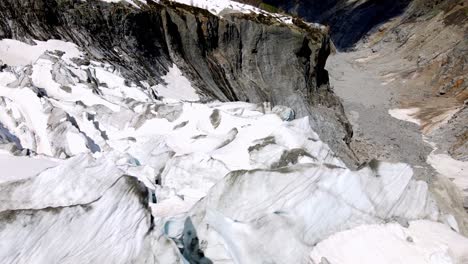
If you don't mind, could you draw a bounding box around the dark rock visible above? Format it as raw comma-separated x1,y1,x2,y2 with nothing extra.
209,109,221,129
255,0,412,50
174,120,189,130
0,60,7,72
180,217,213,264
320,257,331,264
272,148,316,168
248,136,276,153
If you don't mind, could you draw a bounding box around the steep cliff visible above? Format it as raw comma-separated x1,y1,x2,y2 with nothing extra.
244,0,467,165
243,0,412,49
252,0,468,212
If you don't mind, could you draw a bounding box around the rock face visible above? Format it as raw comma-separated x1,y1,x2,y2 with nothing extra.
248,0,412,50
0,0,356,165
250,0,467,184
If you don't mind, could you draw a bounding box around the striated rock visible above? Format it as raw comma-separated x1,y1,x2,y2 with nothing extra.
240,0,412,50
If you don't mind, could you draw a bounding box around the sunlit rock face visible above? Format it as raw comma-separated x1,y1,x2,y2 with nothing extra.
0,1,467,264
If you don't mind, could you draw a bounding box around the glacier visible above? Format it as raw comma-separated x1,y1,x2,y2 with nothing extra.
0,36,467,264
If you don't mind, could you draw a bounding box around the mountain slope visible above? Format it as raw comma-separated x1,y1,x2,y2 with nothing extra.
242,0,468,206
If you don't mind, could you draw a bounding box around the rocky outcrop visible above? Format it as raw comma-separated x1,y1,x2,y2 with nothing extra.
245,0,412,50
0,0,356,166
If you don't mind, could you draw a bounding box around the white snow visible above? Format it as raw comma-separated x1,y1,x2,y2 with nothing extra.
0,75,54,155
99,0,322,28
388,107,421,125
108,101,344,215
389,106,461,134
310,220,468,264
156,0,324,28
95,67,150,102
101,0,263,15
101,0,144,8
152,64,200,102
0,37,465,264
0,152,58,183
0,154,158,264
427,152,468,201
31,58,121,112
66,132,89,155
0,39,82,66
194,161,439,263
154,0,263,16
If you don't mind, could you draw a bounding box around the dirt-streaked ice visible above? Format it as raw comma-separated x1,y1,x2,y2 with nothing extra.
0,38,466,264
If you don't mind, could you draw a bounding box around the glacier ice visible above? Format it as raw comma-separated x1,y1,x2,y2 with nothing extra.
0,38,467,264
